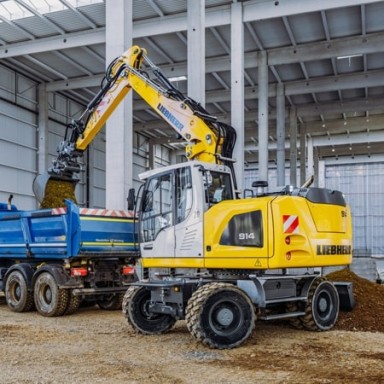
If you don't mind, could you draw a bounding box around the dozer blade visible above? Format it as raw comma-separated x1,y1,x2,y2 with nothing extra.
33,172,78,208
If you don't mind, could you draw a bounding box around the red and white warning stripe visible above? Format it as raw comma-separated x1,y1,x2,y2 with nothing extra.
51,207,66,215
80,208,134,218
283,215,299,234
51,207,134,218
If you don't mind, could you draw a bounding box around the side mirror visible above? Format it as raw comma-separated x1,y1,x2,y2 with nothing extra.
127,188,136,211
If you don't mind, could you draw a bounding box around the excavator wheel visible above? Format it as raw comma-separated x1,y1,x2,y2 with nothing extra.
97,293,124,311
185,282,256,349
301,278,340,331
122,286,176,334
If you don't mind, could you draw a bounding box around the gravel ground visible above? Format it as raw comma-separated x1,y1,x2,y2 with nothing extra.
0,294,383,384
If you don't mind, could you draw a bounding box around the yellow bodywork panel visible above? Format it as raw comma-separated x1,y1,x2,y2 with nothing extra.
204,195,352,270
142,194,352,271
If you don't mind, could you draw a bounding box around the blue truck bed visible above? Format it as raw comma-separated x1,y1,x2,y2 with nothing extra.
0,200,139,316
0,200,138,260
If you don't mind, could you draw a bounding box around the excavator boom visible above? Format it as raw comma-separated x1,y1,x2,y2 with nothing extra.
34,46,237,207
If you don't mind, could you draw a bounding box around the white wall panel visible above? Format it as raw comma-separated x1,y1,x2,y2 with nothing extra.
0,68,38,210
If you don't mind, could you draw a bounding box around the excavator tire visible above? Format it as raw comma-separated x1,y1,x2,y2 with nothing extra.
122,286,176,334
301,278,340,331
285,301,304,329
185,282,256,349
97,293,124,310
34,272,70,317
5,271,34,313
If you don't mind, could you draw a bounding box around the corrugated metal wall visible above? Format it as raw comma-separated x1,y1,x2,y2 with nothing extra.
326,162,384,257
0,64,169,210
0,65,37,209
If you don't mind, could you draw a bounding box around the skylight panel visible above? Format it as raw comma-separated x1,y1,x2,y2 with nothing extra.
0,0,103,21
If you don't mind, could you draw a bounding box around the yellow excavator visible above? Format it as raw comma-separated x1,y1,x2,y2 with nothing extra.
33,46,236,206
34,46,353,349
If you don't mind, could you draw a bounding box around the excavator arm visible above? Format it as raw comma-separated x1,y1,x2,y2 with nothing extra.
34,45,237,205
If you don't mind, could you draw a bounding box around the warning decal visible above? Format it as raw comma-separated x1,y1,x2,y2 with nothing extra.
283,215,299,234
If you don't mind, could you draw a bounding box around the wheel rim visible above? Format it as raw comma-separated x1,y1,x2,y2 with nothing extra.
9,282,22,303
312,281,339,329
316,290,333,321
42,285,53,305
208,298,244,336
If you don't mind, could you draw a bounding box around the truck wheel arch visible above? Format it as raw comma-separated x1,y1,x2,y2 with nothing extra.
31,264,69,288
4,263,35,290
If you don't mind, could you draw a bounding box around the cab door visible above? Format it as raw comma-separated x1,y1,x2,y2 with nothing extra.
139,171,176,258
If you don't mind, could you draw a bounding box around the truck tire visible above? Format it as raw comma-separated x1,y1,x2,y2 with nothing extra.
122,286,176,334
5,271,34,313
64,291,81,315
185,282,256,349
97,293,124,311
301,278,340,331
34,272,69,317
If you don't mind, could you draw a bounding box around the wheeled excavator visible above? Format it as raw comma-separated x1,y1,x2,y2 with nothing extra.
34,46,353,349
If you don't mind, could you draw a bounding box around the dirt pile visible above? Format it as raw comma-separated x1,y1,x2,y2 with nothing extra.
327,268,384,332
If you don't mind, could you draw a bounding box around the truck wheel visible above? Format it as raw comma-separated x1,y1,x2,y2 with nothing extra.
5,271,34,313
97,293,124,310
64,291,81,315
34,272,69,317
122,286,176,334
185,282,256,349
301,278,339,331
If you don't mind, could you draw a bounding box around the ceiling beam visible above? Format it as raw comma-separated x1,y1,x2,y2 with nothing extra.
46,69,384,126
134,0,384,37
0,29,105,59
2,14,384,68
243,130,384,152
303,114,384,135
243,0,383,22
129,69,384,110
296,97,384,117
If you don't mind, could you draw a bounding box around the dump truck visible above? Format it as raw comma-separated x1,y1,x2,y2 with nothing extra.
32,46,353,347
0,199,138,316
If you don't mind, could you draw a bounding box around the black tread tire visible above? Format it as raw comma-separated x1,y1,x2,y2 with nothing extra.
64,291,81,315
185,282,256,349
97,293,124,311
122,286,176,334
5,271,34,313
285,302,304,329
34,272,69,317
301,278,339,331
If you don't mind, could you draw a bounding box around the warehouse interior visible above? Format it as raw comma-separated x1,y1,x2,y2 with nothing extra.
0,0,383,277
